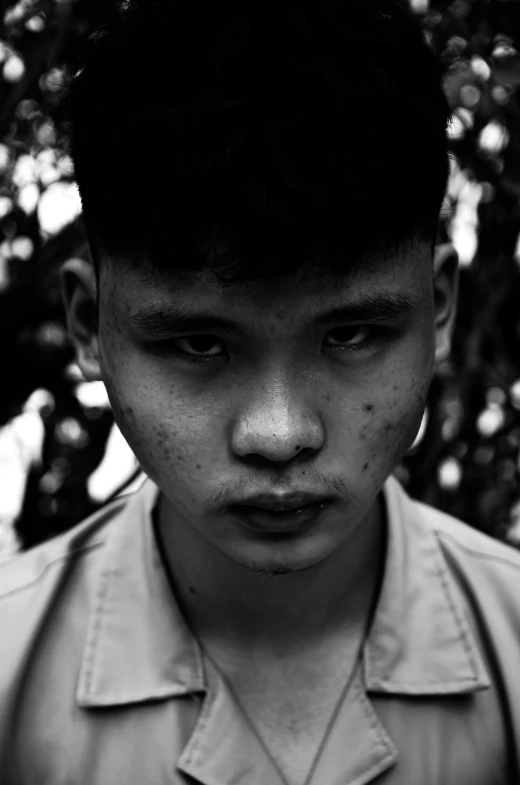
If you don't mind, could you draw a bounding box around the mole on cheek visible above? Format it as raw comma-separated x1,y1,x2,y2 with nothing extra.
363,403,374,413
381,421,396,439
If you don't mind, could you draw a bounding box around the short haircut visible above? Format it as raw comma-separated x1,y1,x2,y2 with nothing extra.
55,0,451,285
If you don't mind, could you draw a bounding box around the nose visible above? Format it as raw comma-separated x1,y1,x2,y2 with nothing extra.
230,375,325,463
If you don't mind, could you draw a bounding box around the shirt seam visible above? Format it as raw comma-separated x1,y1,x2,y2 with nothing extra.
346,678,397,785
366,675,481,689
0,541,104,602
436,530,520,575
179,675,219,768
80,563,112,699
364,522,482,688
79,684,202,705
368,540,481,687
432,531,480,679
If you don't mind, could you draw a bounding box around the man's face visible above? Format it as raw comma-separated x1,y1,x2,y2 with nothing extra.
68,240,453,573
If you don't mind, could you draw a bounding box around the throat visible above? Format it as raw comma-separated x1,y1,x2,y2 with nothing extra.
202,618,368,785
154,491,387,649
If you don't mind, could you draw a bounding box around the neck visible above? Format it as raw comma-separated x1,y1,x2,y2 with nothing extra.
156,494,386,653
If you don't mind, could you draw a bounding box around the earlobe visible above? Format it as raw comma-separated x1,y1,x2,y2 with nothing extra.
60,258,102,381
433,243,459,364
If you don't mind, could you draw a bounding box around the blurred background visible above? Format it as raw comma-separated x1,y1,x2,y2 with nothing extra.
1,0,520,559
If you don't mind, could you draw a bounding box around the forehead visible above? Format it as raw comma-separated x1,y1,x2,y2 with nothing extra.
101,242,433,322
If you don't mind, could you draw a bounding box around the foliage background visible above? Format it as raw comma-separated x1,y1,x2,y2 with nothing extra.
2,0,520,550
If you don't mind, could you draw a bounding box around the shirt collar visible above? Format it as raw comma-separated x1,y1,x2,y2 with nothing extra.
76,474,490,708
76,478,204,708
364,475,490,695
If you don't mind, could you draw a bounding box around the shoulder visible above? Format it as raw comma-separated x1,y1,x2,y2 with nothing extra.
414,495,520,572
0,493,130,603
408,491,520,618
0,487,152,728
386,475,520,632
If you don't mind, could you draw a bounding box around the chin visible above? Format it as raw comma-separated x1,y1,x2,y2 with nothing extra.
248,559,318,575
227,537,335,576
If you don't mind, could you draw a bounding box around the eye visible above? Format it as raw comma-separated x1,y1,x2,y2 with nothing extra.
174,334,226,360
323,325,374,350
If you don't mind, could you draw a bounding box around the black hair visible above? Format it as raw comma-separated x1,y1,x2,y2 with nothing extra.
55,0,451,285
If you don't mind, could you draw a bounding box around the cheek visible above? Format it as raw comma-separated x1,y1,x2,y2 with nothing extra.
360,375,430,475
359,329,434,461
102,359,217,490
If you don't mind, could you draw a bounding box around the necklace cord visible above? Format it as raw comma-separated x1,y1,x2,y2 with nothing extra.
152,494,388,785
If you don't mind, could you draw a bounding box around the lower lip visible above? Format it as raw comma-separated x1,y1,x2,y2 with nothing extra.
230,501,330,534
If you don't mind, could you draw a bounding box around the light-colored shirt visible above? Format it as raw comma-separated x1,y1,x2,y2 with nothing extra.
1,475,519,784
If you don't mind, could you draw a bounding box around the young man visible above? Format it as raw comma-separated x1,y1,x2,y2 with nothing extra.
1,1,520,783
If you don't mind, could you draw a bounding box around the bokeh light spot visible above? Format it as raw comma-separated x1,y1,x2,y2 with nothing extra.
37,181,82,235
10,236,34,260
478,121,510,155
75,381,110,409
438,457,462,490
35,321,68,347
0,196,12,219
12,153,37,187
17,183,39,214
460,84,480,109
470,56,491,81
0,143,9,173
55,418,89,448
25,14,45,32
509,380,520,410
477,405,505,437
491,85,511,105
3,54,25,82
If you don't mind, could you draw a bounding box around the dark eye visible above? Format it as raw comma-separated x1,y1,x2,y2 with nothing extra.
175,335,225,357
324,326,372,348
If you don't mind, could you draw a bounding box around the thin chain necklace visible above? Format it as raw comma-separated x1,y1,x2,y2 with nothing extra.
153,496,386,785
204,508,386,785
204,605,371,785
300,620,369,785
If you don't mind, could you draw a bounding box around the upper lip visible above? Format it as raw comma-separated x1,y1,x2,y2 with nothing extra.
231,492,330,512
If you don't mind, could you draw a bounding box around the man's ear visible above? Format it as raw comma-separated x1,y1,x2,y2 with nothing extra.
60,258,101,381
433,242,459,364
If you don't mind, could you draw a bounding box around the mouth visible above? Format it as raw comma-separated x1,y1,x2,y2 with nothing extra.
228,500,332,534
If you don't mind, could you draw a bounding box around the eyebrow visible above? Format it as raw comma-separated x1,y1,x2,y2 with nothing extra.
128,292,416,337
129,304,250,337
310,292,416,328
